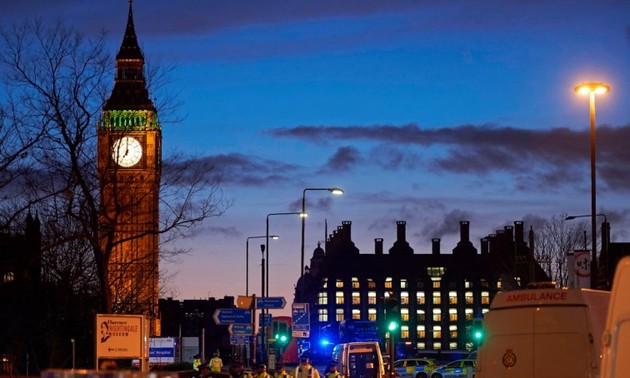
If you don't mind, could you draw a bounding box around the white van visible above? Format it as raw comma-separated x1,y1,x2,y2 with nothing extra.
601,256,630,378
331,341,385,378
476,287,609,378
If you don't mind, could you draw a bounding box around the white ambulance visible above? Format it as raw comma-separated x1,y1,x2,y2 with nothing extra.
601,256,630,378
331,341,386,378
475,285,609,378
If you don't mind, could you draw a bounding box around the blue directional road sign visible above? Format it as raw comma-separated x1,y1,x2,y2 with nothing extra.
230,336,250,345
213,309,252,325
229,323,254,336
292,303,310,338
256,297,287,309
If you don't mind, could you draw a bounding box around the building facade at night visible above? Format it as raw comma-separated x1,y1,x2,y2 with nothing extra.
295,220,549,356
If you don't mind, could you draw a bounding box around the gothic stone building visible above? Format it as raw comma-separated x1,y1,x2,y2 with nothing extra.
295,220,549,356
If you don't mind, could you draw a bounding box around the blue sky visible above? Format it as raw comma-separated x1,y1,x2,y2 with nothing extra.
4,1,630,315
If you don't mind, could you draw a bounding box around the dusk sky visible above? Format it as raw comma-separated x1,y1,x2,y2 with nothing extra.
3,1,630,317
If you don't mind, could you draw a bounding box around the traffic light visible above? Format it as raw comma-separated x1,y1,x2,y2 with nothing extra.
384,296,400,332
472,318,484,345
273,319,290,345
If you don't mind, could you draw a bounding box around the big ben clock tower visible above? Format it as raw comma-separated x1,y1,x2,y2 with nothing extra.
98,0,161,335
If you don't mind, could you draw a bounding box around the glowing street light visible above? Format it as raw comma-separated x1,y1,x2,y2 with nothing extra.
574,82,609,288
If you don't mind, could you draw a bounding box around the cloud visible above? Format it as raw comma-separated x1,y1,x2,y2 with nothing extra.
272,123,630,190
319,146,362,173
164,153,300,187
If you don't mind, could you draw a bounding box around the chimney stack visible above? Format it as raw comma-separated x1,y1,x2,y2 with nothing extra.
375,238,383,255
396,221,406,242
481,238,489,254
342,220,352,240
460,221,470,242
432,238,441,255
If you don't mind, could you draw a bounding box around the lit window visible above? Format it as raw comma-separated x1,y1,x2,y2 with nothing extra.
352,277,360,288
449,342,458,350
4,272,14,283
336,291,344,304
401,291,409,304
427,267,445,277
368,279,376,288
433,342,442,350
417,309,425,322
433,281,441,289
465,308,473,321
336,309,344,322
336,279,344,288
481,291,490,305
401,308,409,322
482,308,489,314
401,279,408,289
368,291,377,305
497,279,502,289
401,325,409,339
352,292,360,305
448,291,457,304
417,292,425,304
368,308,377,321
449,308,457,321
433,326,442,339
465,292,473,305
322,278,328,288
318,309,328,322
385,277,393,289
318,292,328,305
433,292,441,305
352,309,361,320
433,308,442,322
417,325,426,338
464,280,472,288
449,325,458,338
417,342,426,350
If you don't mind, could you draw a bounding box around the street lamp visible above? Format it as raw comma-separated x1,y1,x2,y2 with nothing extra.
300,187,344,299
575,82,610,289
246,235,278,296
565,213,609,286
264,212,301,365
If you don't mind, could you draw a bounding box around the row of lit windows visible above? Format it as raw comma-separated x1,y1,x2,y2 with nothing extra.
324,275,501,290
320,291,490,306
318,307,489,323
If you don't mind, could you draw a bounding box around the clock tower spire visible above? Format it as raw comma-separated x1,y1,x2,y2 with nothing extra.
98,0,162,335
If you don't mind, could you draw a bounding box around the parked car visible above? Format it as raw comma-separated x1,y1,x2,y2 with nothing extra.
393,358,437,378
430,359,476,378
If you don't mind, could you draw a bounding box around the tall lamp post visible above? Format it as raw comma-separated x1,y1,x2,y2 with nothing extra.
246,235,278,296
565,213,609,287
575,82,610,289
299,188,344,299
264,211,301,364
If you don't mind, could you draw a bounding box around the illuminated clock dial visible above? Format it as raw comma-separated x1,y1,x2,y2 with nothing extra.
112,136,142,167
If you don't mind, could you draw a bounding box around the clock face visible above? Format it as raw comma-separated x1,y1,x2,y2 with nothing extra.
112,136,143,167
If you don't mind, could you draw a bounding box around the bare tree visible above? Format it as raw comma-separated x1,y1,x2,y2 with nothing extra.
0,19,227,315
535,213,589,286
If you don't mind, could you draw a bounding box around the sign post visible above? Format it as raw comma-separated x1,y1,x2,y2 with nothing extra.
95,314,149,372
